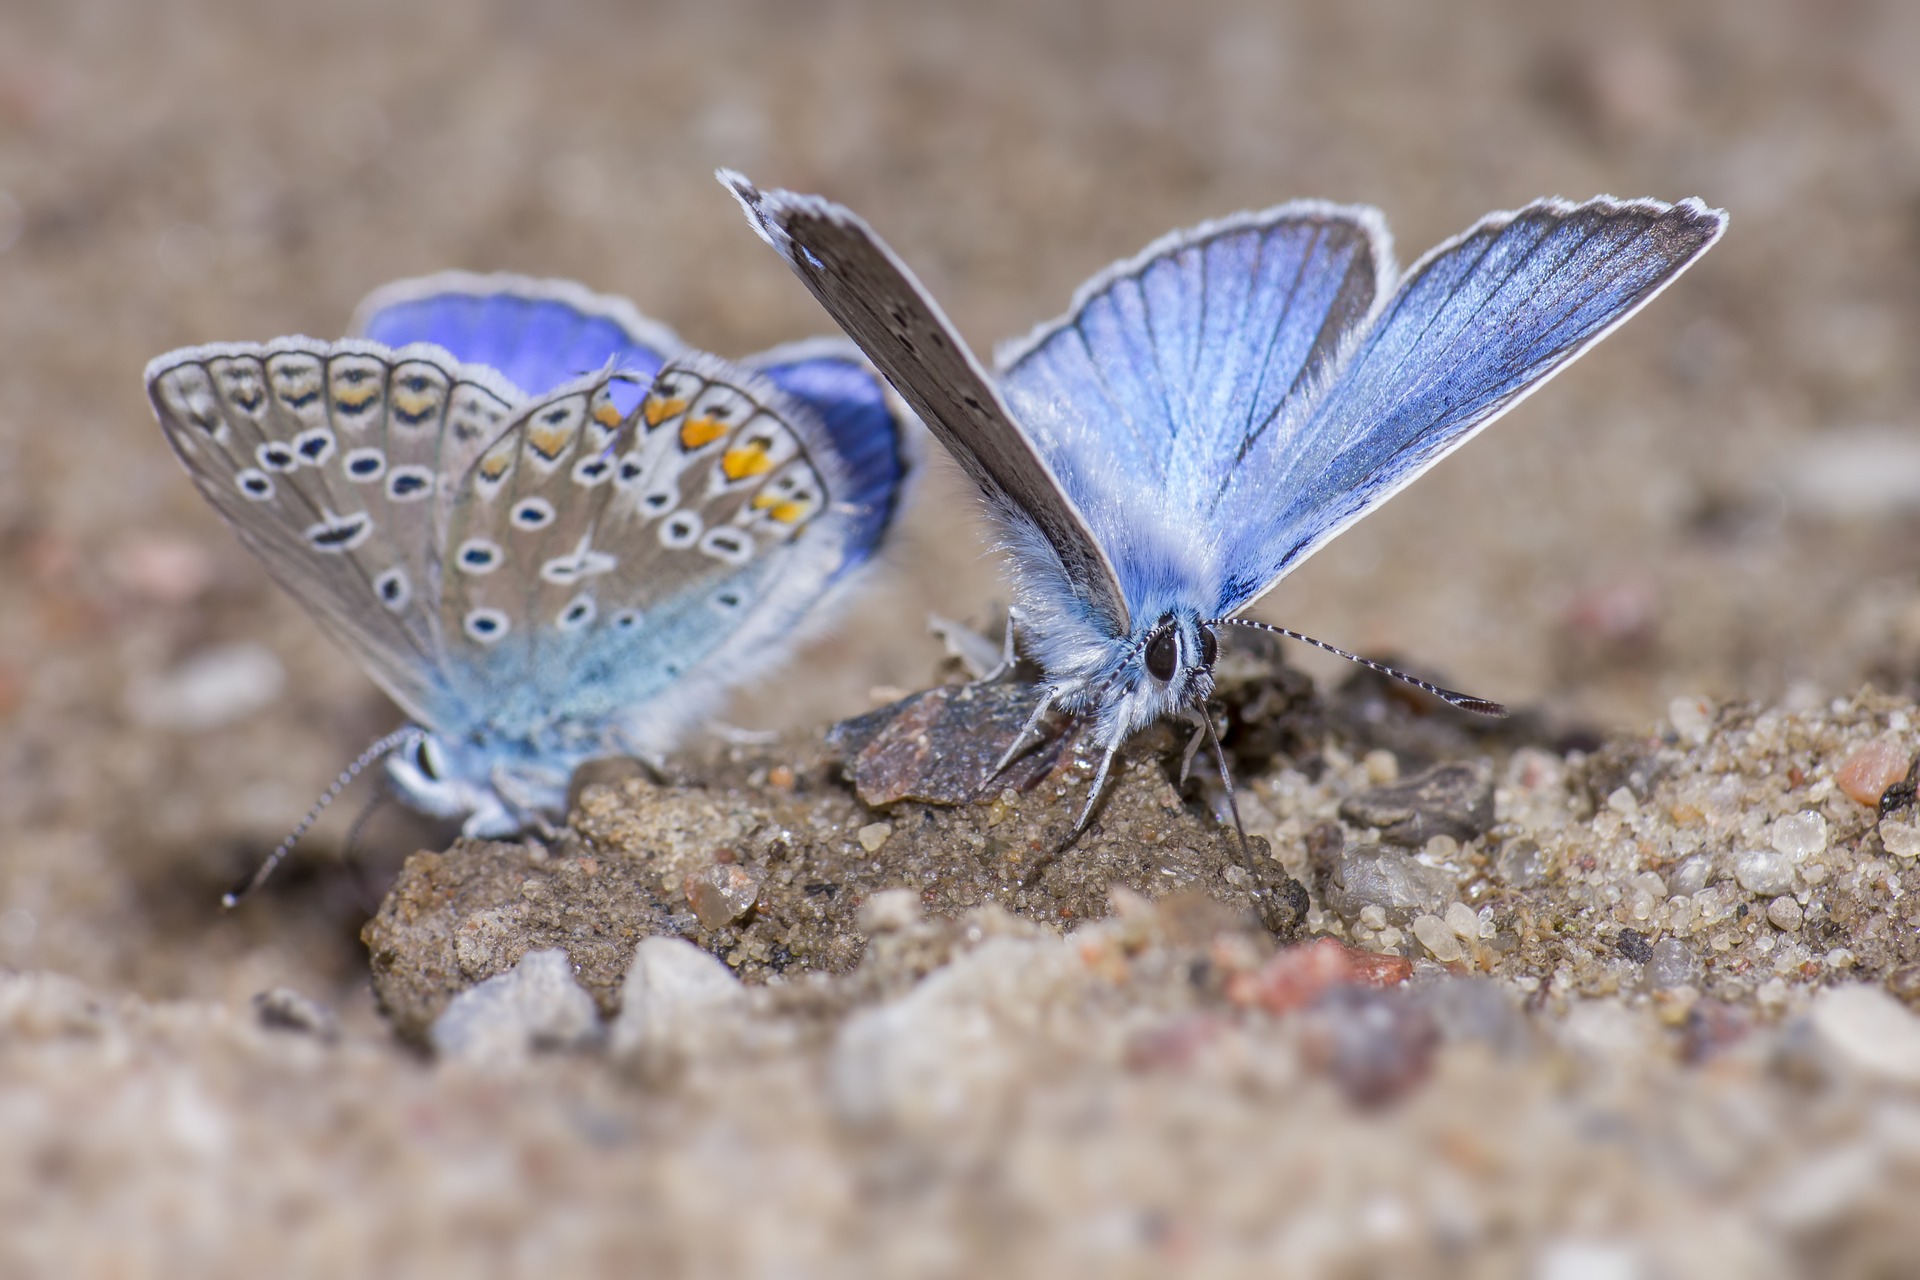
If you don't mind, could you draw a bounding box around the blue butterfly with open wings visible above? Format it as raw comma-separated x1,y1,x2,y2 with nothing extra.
724,170,1725,838
147,273,913,898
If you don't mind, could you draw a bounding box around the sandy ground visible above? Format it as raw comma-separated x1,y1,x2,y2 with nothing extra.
5,0,1920,1274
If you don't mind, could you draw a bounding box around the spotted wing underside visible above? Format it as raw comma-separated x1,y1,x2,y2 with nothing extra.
146,339,522,724
432,352,858,738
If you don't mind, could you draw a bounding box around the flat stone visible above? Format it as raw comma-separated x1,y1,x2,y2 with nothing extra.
829,681,1079,806
1338,760,1494,847
1324,848,1457,925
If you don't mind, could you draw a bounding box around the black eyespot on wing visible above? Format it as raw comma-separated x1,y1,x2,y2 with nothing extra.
1145,625,1178,682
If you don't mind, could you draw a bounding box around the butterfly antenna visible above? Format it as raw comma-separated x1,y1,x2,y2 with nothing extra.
1211,617,1508,716
222,726,423,910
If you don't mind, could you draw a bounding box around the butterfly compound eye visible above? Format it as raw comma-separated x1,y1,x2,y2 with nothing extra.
1145,626,1179,682
1199,626,1218,669
414,738,442,782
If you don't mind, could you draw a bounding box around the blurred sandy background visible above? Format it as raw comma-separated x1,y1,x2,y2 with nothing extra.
2,0,1919,1047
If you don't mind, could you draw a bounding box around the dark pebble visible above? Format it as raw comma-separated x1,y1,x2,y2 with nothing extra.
1338,761,1495,847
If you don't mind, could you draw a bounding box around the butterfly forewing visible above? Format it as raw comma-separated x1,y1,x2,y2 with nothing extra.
723,170,1130,636
992,208,1390,592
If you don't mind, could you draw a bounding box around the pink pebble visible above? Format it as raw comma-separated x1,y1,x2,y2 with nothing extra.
1835,739,1909,807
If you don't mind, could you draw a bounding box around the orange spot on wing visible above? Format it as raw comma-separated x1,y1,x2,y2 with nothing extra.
679,417,727,450
592,402,624,428
526,420,576,460
644,395,688,428
721,444,773,481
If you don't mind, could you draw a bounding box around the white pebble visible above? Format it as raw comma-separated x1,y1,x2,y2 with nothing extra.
1771,811,1828,861
1670,855,1715,897
1411,914,1463,963
431,949,600,1066
1881,819,1920,861
1363,749,1399,784
857,821,894,852
1667,695,1713,744
610,936,744,1060
1606,786,1639,818
124,642,285,730
1444,901,1479,942
1809,984,1920,1085
858,887,922,934
1358,904,1388,931
1733,849,1796,897
1767,896,1804,931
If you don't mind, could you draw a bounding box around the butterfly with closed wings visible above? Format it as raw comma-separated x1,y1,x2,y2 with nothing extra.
147,273,913,902
724,171,1725,843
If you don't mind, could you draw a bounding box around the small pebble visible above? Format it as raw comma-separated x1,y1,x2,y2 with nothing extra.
1836,739,1909,807
858,887,922,934
1494,838,1546,888
1644,938,1700,990
1444,902,1479,943
1325,849,1456,925
1808,984,1920,1085
1606,786,1638,818
1732,849,1795,897
1669,855,1714,897
1338,761,1495,848
687,864,760,930
1667,695,1713,744
1767,896,1804,932
1363,749,1399,785
1410,915,1463,964
1770,811,1827,860
1880,818,1920,860
431,949,601,1065
857,822,894,852
253,987,339,1042
1299,986,1438,1108
124,642,286,730
1614,928,1653,964
610,936,745,1060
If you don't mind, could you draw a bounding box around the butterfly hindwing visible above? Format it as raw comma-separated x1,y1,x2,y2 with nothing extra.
433,353,873,742
146,340,528,724
1216,195,1727,613
723,170,1131,636
354,271,684,413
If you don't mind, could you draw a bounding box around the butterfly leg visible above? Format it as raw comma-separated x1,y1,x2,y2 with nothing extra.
1178,709,1209,787
978,606,1022,684
990,682,1058,779
1200,705,1250,857
1066,734,1125,841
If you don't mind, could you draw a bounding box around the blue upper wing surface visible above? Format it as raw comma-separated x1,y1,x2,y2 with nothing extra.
747,343,911,577
1213,196,1726,613
994,206,1389,619
353,273,685,417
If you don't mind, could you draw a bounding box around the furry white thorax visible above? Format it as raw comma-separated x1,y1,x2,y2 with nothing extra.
989,493,1218,752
